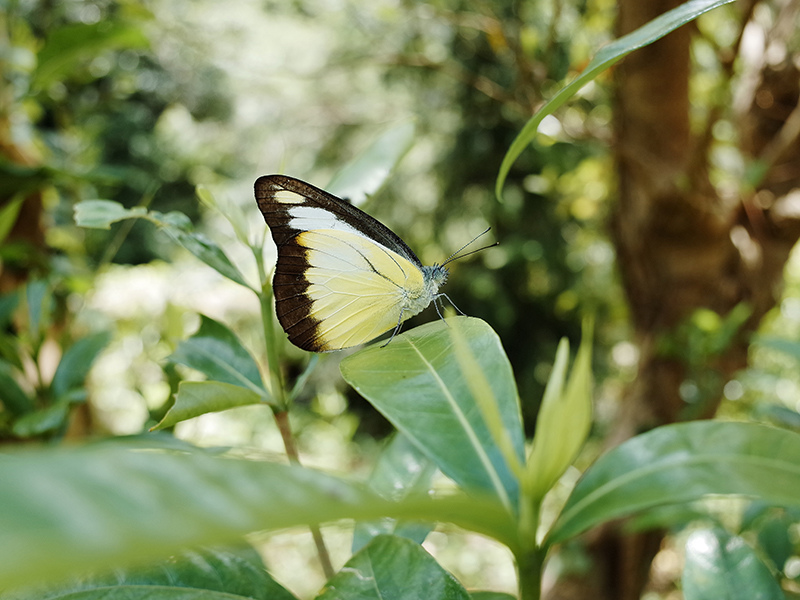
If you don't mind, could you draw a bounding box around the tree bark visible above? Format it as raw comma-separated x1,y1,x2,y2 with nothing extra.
545,0,800,598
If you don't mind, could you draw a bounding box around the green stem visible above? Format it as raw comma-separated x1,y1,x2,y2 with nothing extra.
517,491,544,600
255,244,333,579
255,247,287,409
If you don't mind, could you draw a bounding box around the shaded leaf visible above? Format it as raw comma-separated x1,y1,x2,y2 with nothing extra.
51,332,112,400
341,317,525,513
0,359,33,415
496,0,736,198
353,433,437,552
317,535,469,600
682,528,783,600
7,546,297,600
548,422,800,545
169,315,268,399
152,381,264,431
12,400,71,437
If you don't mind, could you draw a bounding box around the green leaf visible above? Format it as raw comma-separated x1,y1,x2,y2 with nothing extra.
525,321,593,501
152,381,264,431
0,195,25,244
74,203,253,290
0,441,515,590
12,400,71,437
341,317,525,514
353,433,438,552
496,0,736,199
51,332,112,400
316,535,470,600
150,211,253,290
196,186,251,249
7,546,297,600
326,121,415,204
548,422,800,546
73,200,148,229
470,593,517,600
169,315,268,400
33,22,149,90
0,359,33,415
25,279,49,336
682,528,784,600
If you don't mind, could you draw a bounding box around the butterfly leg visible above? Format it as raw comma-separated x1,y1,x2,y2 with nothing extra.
435,293,466,317
381,308,407,348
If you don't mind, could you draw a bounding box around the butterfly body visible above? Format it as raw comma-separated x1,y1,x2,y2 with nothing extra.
255,175,448,352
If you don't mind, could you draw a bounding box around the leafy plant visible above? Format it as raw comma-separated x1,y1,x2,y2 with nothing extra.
3,2,797,600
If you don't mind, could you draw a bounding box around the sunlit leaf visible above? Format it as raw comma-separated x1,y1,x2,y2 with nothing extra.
682,528,784,600
74,200,147,229
341,317,524,514
525,321,593,501
0,441,515,590
548,422,800,546
33,22,149,90
317,535,469,600
496,0,736,198
152,381,264,431
169,315,268,399
326,121,415,205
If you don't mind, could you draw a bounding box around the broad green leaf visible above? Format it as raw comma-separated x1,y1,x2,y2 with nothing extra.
51,332,112,400
353,433,438,552
341,317,524,514
525,322,593,501
33,22,149,90
470,593,517,600
74,200,148,229
169,315,268,399
548,422,800,546
0,441,515,589
316,535,469,600
152,381,264,431
682,528,784,600
0,195,25,244
7,546,296,600
326,121,415,205
0,360,33,415
496,0,736,199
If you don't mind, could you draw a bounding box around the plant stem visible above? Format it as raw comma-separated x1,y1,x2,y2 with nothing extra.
517,547,544,600
255,245,334,579
275,409,335,579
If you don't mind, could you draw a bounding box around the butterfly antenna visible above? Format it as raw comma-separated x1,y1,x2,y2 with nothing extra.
441,227,497,267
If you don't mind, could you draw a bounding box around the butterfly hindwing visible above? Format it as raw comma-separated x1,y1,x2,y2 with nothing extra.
255,175,436,352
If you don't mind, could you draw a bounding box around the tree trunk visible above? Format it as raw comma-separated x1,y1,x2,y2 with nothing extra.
545,0,800,598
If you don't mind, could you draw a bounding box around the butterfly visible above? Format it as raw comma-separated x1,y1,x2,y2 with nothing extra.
254,174,482,352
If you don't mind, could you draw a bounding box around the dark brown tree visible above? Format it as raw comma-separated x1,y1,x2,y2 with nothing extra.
547,0,800,598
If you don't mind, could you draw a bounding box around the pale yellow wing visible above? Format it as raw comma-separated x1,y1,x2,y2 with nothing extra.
294,229,426,351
